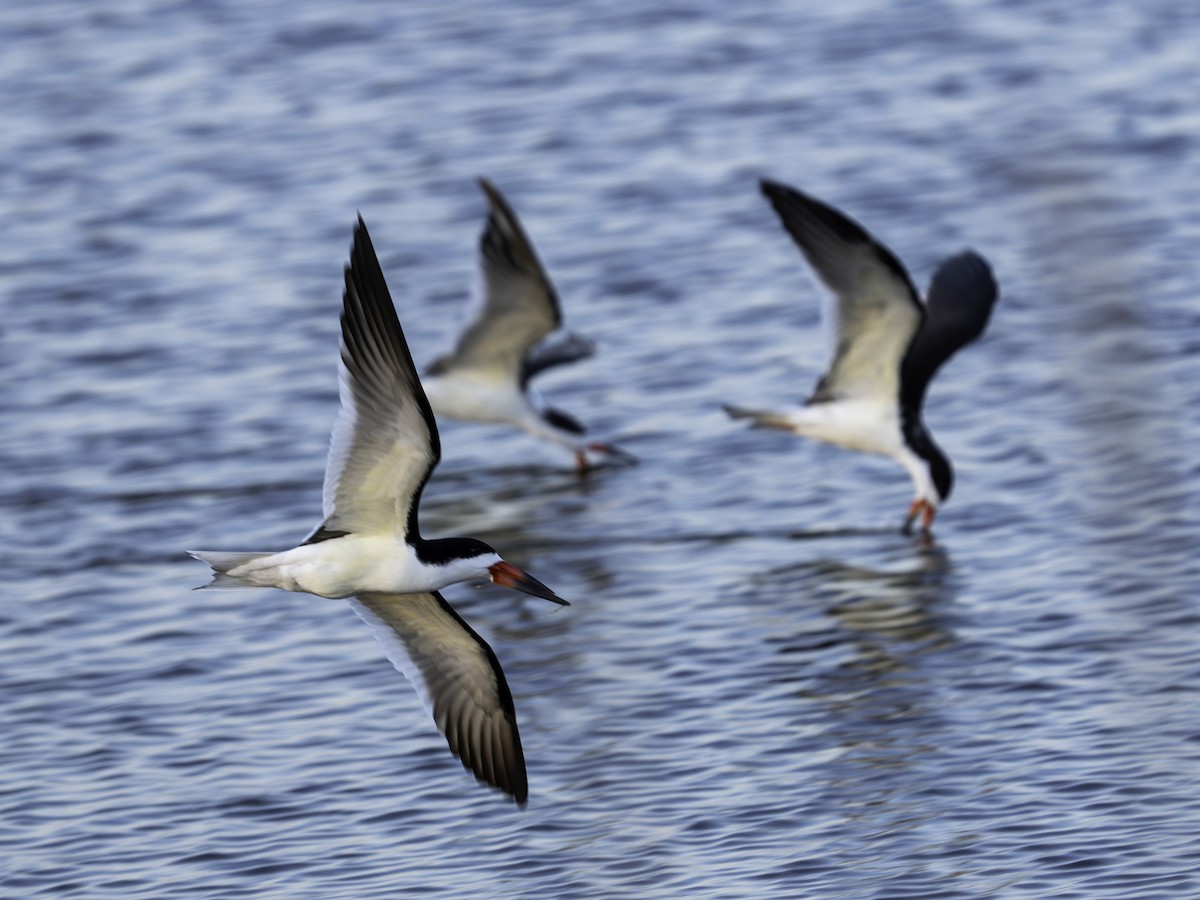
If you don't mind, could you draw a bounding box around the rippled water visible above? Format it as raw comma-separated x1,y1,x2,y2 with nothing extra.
4,0,1200,896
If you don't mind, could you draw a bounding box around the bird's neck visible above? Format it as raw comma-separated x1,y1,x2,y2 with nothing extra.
899,408,952,503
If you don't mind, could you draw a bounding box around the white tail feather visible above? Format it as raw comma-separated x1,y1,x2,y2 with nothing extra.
722,404,795,431
187,550,275,590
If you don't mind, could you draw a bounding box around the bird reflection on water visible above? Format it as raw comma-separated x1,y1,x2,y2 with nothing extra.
757,539,959,758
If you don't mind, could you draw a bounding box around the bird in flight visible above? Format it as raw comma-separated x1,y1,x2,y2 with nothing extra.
725,180,998,533
422,178,634,473
190,216,567,805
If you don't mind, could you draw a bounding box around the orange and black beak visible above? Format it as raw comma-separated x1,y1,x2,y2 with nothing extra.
588,441,637,465
575,441,638,474
489,561,569,606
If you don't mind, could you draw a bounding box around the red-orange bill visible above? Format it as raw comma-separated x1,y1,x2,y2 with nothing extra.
489,561,569,606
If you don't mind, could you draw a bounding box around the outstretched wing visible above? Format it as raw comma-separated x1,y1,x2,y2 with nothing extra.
349,591,528,805
428,178,563,380
760,180,924,405
900,251,998,412
520,331,595,387
318,216,439,543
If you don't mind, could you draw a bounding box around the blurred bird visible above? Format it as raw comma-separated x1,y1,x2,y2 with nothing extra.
190,216,567,805
422,178,634,473
725,179,998,533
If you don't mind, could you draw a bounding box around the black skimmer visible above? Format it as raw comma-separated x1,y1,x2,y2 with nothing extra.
190,216,567,805
725,180,998,533
421,178,633,473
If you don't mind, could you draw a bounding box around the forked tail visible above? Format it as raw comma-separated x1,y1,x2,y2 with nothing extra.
187,550,275,590
722,404,795,431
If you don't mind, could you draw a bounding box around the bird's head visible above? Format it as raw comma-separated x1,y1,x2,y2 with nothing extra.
901,414,954,504
898,415,954,535
420,538,568,605
928,448,954,505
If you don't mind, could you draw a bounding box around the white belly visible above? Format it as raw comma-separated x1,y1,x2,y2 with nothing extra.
423,370,533,427
228,537,431,599
787,400,905,458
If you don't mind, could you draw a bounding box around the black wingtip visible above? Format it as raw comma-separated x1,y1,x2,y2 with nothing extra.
944,248,998,289
759,178,874,247
759,177,794,201
759,178,810,213
948,248,992,270
899,246,999,413
471,756,529,807
477,177,516,221
927,249,999,311
339,210,443,481
349,213,373,270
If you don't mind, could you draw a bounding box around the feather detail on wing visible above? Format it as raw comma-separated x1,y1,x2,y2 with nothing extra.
349,591,528,805
760,180,924,405
520,331,595,387
321,216,440,542
900,251,999,412
430,178,563,380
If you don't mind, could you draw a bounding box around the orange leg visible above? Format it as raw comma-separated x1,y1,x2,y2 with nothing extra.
902,498,936,534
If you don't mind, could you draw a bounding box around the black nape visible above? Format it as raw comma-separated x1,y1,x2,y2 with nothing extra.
416,536,496,566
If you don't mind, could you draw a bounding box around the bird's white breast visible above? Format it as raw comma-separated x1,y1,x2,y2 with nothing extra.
424,370,534,427
786,399,906,458
231,536,452,599
785,400,939,504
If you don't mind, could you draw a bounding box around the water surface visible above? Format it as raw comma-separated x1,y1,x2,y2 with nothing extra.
3,1,1199,896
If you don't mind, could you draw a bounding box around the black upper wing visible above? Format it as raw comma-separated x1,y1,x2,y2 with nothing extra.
320,216,440,543
428,179,563,381
899,251,998,413
760,180,925,405
350,591,529,805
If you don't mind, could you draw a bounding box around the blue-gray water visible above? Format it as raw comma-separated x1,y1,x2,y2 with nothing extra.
4,1,1199,896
